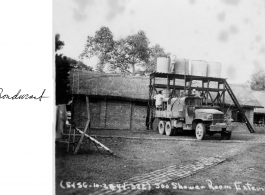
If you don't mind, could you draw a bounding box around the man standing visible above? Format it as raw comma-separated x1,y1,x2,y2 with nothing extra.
154,90,164,110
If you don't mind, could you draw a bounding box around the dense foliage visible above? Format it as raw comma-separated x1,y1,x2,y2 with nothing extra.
249,68,265,91
55,34,93,105
67,57,93,71
143,44,170,73
80,27,169,74
55,54,72,105
80,27,115,72
55,34,64,52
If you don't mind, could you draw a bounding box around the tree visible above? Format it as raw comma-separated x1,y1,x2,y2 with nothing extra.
67,57,93,71
249,68,265,91
80,27,115,72
108,39,133,74
55,34,71,105
56,54,72,105
108,31,150,74
142,44,170,73
55,34,64,52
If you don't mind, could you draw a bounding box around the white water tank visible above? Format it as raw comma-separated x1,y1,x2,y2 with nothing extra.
207,62,222,78
156,57,169,73
174,58,189,75
191,60,207,76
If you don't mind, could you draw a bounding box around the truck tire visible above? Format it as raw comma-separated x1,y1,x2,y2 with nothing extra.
158,120,165,135
165,121,174,136
221,131,232,140
195,123,206,140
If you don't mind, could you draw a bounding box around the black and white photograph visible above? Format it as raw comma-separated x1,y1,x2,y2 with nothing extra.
54,0,265,194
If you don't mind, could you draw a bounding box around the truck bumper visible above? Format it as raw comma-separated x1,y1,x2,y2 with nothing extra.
209,123,236,132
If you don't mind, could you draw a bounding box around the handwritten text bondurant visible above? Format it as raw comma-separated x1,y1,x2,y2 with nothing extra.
0,88,48,102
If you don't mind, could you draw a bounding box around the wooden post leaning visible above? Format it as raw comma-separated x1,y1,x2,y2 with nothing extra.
74,96,90,154
73,96,113,155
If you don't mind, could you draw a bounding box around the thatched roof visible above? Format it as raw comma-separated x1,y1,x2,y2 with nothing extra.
70,69,150,101
223,84,262,108
189,81,262,108
70,70,262,108
252,91,265,113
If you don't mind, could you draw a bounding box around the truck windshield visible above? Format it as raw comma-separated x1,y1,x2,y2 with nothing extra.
186,98,201,106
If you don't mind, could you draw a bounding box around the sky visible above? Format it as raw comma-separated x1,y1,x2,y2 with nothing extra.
54,0,265,84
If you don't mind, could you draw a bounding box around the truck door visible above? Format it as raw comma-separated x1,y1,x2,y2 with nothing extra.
185,106,195,124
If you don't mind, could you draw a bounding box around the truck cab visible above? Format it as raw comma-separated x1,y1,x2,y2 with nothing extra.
155,95,234,140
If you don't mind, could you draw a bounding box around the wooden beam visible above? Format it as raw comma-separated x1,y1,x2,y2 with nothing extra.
150,72,227,82
74,119,90,154
206,80,210,105
76,128,113,155
152,84,225,92
213,92,220,104
223,81,226,111
74,96,91,154
86,96,91,147
146,76,152,129
150,77,155,130
208,91,214,105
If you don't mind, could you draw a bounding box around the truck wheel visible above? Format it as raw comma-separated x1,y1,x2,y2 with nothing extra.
221,131,232,140
195,123,206,140
165,121,173,136
158,120,165,135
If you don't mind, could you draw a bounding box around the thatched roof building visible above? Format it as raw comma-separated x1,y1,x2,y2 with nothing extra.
252,91,265,113
70,69,262,108
70,69,149,101
223,84,262,108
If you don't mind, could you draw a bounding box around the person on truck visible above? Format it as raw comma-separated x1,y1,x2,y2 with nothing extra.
154,90,164,110
192,89,200,97
192,89,197,95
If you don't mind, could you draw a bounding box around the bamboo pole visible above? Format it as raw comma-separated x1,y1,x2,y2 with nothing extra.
76,128,113,155
74,119,89,154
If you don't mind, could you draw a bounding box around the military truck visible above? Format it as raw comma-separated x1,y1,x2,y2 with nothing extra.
155,95,234,140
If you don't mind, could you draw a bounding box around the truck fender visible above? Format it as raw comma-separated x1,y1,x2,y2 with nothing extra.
192,119,203,130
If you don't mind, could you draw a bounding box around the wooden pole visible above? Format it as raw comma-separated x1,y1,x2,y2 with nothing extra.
221,81,225,112
150,76,155,130
74,119,90,154
86,96,90,147
146,75,152,129
74,96,91,154
76,128,113,155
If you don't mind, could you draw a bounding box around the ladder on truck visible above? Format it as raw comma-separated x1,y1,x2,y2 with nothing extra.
225,82,255,133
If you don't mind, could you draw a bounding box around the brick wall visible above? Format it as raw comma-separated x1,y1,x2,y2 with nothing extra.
73,95,87,129
90,98,101,128
106,100,131,129
73,95,149,130
131,102,147,130
99,100,107,128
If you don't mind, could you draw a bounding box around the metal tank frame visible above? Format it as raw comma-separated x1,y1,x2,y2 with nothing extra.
147,72,227,130
146,72,255,133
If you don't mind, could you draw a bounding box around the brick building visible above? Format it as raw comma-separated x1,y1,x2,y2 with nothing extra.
70,70,150,130
70,70,262,130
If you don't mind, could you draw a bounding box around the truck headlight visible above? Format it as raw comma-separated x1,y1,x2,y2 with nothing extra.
207,114,212,119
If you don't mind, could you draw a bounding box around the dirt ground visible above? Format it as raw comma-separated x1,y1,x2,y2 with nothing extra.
56,128,265,195
142,143,265,195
